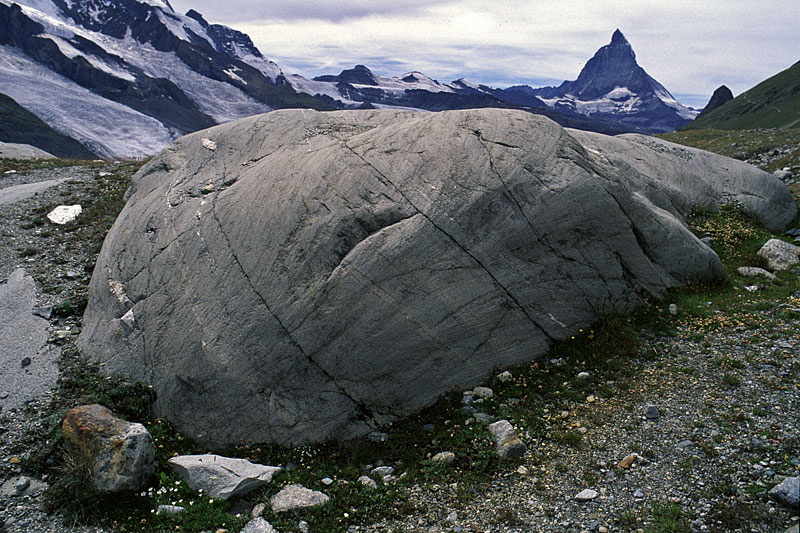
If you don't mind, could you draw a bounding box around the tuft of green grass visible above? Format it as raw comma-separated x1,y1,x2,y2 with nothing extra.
648,501,692,533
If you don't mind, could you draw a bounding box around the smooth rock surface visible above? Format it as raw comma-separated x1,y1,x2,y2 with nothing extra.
168,454,281,500
575,489,599,501
79,108,797,445
0,141,55,159
758,239,800,271
270,484,329,513
61,404,154,492
0,269,59,412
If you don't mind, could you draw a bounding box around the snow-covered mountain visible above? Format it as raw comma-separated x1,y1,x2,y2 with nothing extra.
289,30,697,134
0,6,697,158
492,30,698,133
0,0,328,158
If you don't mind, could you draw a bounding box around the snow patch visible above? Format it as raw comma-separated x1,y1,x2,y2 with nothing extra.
223,67,246,84
47,36,136,81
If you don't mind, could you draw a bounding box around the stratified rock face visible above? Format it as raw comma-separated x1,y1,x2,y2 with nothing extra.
78,108,797,446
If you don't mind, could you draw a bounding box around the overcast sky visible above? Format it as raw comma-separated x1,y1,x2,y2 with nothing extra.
169,0,799,108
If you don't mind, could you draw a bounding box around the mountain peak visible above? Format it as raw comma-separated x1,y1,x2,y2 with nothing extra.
611,29,629,45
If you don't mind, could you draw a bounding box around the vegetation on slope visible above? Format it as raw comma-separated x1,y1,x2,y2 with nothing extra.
684,60,800,131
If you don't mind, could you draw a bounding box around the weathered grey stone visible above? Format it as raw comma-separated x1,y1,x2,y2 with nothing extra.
156,505,185,515
758,239,800,271
644,404,660,420
241,517,278,533
371,466,394,476
769,476,799,508
61,405,154,492
358,475,377,488
78,108,797,446
431,451,456,465
270,484,329,513
737,266,776,280
488,419,527,460
168,454,281,500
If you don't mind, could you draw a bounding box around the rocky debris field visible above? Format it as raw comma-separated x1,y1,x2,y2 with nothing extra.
0,146,798,533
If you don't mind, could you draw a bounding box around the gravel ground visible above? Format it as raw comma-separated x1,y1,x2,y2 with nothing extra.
0,159,798,533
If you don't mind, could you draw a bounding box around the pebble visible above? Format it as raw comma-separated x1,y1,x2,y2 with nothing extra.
617,454,637,469
0,392,8,399
371,466,394,476
14,477,30,493
358,475,377,489
644,404,660,420
156,504,185,515
432,452,456,465
298,521,309,533
516,466,529,475
586,395,596,403
251,502,266,518
677,440,696,449
496,371,513,382
321,477,333,486
577,371,590,380
669,303,678,315
20,357,31,368
574,489,599,501
633,489,645,499
472,387,494,399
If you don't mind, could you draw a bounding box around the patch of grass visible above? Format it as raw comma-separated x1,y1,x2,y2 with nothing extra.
657,128,800,172
722,373,741,388
648,501,692,533
19,246,38,257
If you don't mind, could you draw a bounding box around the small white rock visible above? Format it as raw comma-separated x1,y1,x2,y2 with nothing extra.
47,205,82,225
496,371,513,382
201,138,217,151
358,475,377,489
472,386,494,399
574,489,599,501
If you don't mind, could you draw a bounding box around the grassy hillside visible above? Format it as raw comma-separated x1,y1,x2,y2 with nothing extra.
0,92,97,159
658,128,800,173
684,60,800,130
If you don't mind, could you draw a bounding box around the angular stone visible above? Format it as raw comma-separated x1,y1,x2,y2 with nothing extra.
270,484,329,513
758,239,800,271
617,454,637,469
488,419,527,460
769,476,799,508
241,517,277,533
61,404,154,492
496,371,513,382
168,454,281,500
79,109,797,446
46,205,82,225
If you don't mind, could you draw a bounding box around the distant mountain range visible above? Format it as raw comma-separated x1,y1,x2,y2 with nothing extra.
684,60,800,131
0,0,699,158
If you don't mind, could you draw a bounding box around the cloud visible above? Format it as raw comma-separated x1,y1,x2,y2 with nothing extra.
170,0,451,22
171,0,800,105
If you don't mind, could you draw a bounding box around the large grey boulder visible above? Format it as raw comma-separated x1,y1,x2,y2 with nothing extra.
78,108,797,446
